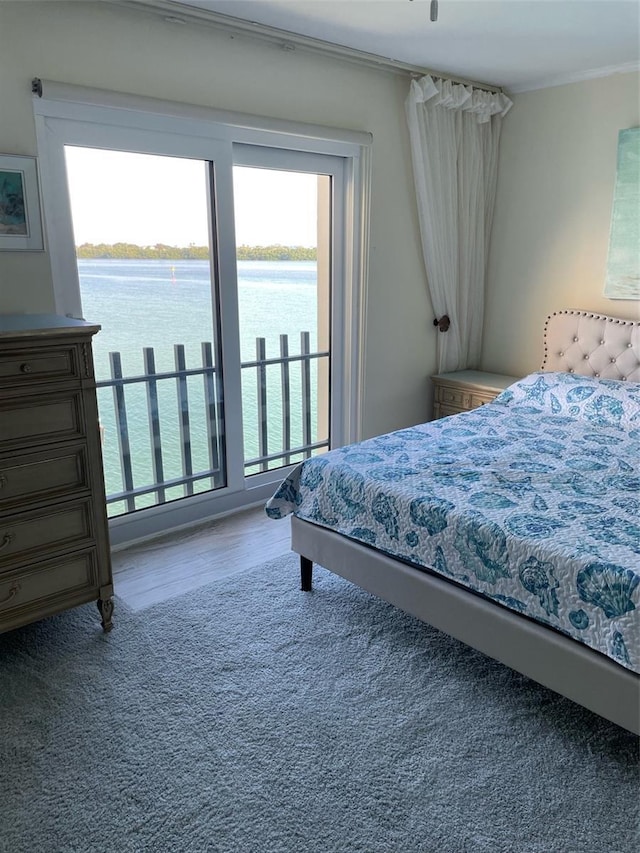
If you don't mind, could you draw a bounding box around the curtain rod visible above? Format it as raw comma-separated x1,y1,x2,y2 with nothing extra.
112,0,503,94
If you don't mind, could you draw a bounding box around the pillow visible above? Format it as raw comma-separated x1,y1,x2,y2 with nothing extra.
493,372,640,430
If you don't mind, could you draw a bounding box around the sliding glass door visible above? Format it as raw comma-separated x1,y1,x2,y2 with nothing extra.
232,149,338,478
33,90,367,544
64,143,229,517
59,135,344,520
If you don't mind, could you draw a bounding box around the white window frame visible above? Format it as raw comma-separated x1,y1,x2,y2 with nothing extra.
33,82,370,548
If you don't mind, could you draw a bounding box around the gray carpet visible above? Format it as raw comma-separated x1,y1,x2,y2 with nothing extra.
0,554,638,853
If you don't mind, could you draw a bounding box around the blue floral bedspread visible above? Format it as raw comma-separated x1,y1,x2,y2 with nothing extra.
266,372,640,674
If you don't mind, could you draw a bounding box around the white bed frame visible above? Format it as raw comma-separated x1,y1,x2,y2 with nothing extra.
291,310,640,734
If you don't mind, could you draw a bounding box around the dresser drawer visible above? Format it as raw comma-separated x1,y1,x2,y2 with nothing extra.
0,498,94,571
0,443,90,512
0,344,82,388
0,390,85,450
470,391,497,409
0,550,97,627
436,386,466,407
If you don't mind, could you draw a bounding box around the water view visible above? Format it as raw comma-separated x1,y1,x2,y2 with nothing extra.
78,258,321,515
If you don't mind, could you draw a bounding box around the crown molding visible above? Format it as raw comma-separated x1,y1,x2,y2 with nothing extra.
508,60,640,95
110,0,502,93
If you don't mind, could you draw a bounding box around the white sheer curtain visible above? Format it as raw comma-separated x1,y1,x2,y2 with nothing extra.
405,76,512,373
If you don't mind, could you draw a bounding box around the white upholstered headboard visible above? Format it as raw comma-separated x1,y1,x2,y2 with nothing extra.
542,310,640,382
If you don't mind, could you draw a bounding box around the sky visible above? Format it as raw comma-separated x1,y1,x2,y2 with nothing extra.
64,146,319,247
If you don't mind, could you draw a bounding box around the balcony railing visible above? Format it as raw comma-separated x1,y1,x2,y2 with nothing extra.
95,332,329,515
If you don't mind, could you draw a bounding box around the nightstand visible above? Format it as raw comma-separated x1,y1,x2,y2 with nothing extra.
431,369,519,419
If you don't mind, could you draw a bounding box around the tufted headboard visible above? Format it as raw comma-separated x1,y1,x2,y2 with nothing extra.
541,310,640,382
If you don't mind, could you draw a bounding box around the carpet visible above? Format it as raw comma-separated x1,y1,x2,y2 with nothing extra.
0,553,638,853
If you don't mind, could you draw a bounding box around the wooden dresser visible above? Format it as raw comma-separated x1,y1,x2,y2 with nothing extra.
431,369,519,419
0,315,113,634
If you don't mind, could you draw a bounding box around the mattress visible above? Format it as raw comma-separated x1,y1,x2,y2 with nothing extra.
266,372,640,674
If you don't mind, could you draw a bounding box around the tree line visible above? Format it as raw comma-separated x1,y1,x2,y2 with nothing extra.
76,242,317,261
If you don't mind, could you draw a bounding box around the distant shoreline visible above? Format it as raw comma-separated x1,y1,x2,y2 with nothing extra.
76,243,317,261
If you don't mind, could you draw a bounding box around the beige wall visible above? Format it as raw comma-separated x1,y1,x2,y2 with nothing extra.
483,72,640,377
0,0,433,438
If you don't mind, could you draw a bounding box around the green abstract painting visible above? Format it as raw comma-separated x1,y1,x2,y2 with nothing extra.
605,127,640,300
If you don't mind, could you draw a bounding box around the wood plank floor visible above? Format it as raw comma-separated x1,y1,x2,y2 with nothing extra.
111,506,291,611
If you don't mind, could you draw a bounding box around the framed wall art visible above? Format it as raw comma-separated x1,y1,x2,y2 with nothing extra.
0,154,44,251
604,127,639,300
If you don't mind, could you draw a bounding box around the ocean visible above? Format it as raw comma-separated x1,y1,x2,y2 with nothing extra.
78,258,321,514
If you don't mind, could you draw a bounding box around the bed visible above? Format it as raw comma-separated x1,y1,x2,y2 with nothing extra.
266,310,640,734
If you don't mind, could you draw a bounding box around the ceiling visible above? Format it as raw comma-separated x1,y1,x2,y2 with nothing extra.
157,0,639,91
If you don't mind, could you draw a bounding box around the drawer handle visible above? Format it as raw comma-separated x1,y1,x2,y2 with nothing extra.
0,583,20,608
0,474,6,489
0,532,15,552
20,362,33,374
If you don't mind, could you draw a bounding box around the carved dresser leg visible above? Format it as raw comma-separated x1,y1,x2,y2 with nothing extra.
97,596,114,632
